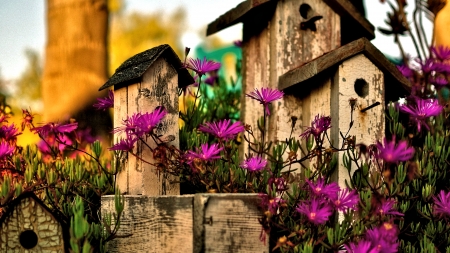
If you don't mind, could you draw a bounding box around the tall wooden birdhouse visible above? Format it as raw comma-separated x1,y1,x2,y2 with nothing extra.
208,0,410,185
99,44,194,196
0,193,67,252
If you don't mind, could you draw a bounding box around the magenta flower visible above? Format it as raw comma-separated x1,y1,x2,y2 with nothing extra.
93,90,114,111
429,76,448,87
416,58,440,74
109,135,137,152
233,40,242,47
306,177,340,199
113,113,142,135
246,87,284,115
31,122,78,137
375,137,414,163
432,190,450,217
397,65,414,79
240,156,267,172
198,119,245,141
0,142,14,159
135,107,167,136
344,240,378,253
431,45,450,61
365,223,400,253
0,124,21,143
259,194,286,215
399,98,443,131
331,188,359,213
375,199,404,217
187,143,223,162
296,198,333,225
186,57,221,76
300,115,331,140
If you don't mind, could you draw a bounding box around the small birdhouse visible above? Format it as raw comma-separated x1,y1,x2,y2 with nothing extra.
207,0,410,186
0,193,67,252
99,44,194,196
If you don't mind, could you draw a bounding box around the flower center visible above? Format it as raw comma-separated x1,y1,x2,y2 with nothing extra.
315,187,321,193
310,212,316,220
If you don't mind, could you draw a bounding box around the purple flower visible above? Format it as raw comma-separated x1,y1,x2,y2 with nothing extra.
134,107,167,136
376,199,404,217
300,115,331,140
109,135,137,152
429,76,448,87
0,142,14,159
240,156,267,172
331,188,359,212
296,198,333,225
416,58,440,74
198,119,245,141
344,240,378,253
186,57,221,76
187,143,223,162
246,87,284,115
233,40,242,47
431,45,450,61
397,65,414,79
399,98,443,131
113,113,141,135
204,70,219,86
32,122,78,137
0,124,21,143
375,137,414,163
365,223,400,253
93,90,114,111
306,177,340,199
432,190,450,217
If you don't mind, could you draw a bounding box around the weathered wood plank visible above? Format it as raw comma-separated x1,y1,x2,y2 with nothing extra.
114,86,129,193
193,193,268,253
102,195,194,253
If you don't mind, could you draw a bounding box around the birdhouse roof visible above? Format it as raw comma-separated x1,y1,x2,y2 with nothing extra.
278,37,410,101
99,44,194,91
0,192,64,225
206,0,374,41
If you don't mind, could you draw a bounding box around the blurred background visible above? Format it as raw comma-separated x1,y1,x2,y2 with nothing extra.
0,0,434,145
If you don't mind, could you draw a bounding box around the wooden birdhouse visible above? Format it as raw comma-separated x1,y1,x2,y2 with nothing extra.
0,193,67,252
207,0,410,185
99,44,194,196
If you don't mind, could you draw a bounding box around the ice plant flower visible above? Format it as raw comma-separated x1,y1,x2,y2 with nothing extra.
134,107,167,136
240,156,267,172
198,119,245,141
259,194,286,215
331,188,359,212
186,57,221,76
376,199,404,217
31,122,78,137
399,98,443,131
375,137,414,163
300,115,332,140
344,240,378,253
109,135,137,152
0,142,14,159
396,65,414,79
93,90,114,111
187,143,223,162
296,198,333,225
306,177,340,199
432,190,450,217
245,87,284,115
431,45,450,61
365,223,400,253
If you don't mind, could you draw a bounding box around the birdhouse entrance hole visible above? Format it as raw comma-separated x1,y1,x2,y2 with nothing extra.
354,78,369,98
19,230,38,249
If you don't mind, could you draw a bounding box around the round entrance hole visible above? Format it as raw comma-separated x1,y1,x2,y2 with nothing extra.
354,78,369,98
19,230,38,249
299,3,312,19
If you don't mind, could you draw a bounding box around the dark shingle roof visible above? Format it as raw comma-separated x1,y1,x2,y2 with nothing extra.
99,44,194,91
206,0,374,42
278,37,410,102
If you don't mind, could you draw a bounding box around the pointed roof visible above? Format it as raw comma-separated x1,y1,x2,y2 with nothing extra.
278,38,410,102
206,0,374,41
99,44,194,91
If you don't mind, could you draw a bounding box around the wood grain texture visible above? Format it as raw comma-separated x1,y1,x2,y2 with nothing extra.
102,195,194,253
114,57,180,196
193,193,268,253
